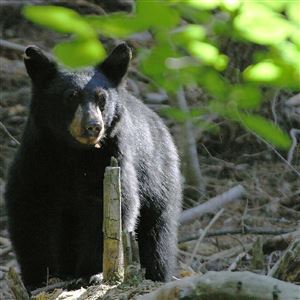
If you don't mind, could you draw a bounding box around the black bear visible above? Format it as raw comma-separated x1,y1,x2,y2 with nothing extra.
5,44,182,290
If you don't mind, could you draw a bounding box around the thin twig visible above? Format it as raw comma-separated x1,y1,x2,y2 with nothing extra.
227,252,249,271
179,227,297,244
0,121,20,145
251,131,300,177
235,108,300,177
188,208,224,267
31,280,74,296
271,89,280,125
287,128,300,164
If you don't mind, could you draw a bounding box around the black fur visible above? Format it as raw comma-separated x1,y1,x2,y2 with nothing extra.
5,44,182,290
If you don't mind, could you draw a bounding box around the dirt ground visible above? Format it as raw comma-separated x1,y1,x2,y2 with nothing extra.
0,2,299,300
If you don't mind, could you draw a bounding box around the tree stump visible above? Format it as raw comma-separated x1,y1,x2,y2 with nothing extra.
103,157,124,283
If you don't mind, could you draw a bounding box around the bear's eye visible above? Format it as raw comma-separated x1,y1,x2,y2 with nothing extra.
95,91,106,111
64,89,79,106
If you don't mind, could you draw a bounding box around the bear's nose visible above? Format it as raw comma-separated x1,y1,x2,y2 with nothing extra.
85,122,102,136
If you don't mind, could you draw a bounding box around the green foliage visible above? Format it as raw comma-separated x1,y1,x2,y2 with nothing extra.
22,0,300,149
239,114,292,149
23,5,106,66
53,39,105,68
23,6,95,37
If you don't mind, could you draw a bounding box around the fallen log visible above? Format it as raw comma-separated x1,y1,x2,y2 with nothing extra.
180,185,245,225
138,271,300,300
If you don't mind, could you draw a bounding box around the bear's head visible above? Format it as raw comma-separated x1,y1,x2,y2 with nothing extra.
24,43,132,148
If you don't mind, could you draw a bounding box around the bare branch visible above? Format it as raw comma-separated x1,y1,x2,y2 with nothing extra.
287,128,300,164
180,185,245,225
263,230,300,254
0,39,25,53
179,226,297,244
0,121,20,145
188,208,224,266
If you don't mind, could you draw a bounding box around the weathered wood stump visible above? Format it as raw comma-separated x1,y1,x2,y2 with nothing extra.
103,157,124,283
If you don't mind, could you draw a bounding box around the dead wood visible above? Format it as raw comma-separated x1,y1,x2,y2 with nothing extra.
137,271,300,300
103,157,124,283
268,239,300,283
179,226,297,243
251,237,264,269
180,185,245,225
263,230,300,253
0,39,25,53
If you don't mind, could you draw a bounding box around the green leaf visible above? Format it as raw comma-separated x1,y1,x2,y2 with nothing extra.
136,0,180,29
185,0,220,10
160,107,205,122
172,25,206,44
259,0,288,11
276,41,300,66
197,70,229,98
244,61,282,83
188,41,218,63
53,39,106,68
214,54,228,71
286,1,300,25
176,4,212,23
291,29,300,47
87,1,179,37
229,85,261,109
195,119,220,134
23,6,95,38
160,107,187,122
139,43,182,92
86,14,148,38
187,41,228,70
140,43,176,77
234,3,294,45
221,0,240,11
239,114,291,149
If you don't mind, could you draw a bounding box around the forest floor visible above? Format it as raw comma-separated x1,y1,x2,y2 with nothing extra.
0,2,299,300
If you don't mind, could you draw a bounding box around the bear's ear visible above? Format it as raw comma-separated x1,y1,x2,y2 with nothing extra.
24,46,58,84
97,43,132,86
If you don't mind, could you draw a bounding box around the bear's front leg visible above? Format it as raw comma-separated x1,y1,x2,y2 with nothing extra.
75,201,103,278
7,200,61,290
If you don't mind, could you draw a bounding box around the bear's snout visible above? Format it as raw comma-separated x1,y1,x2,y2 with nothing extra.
69,103,104,146
84,121,102,137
